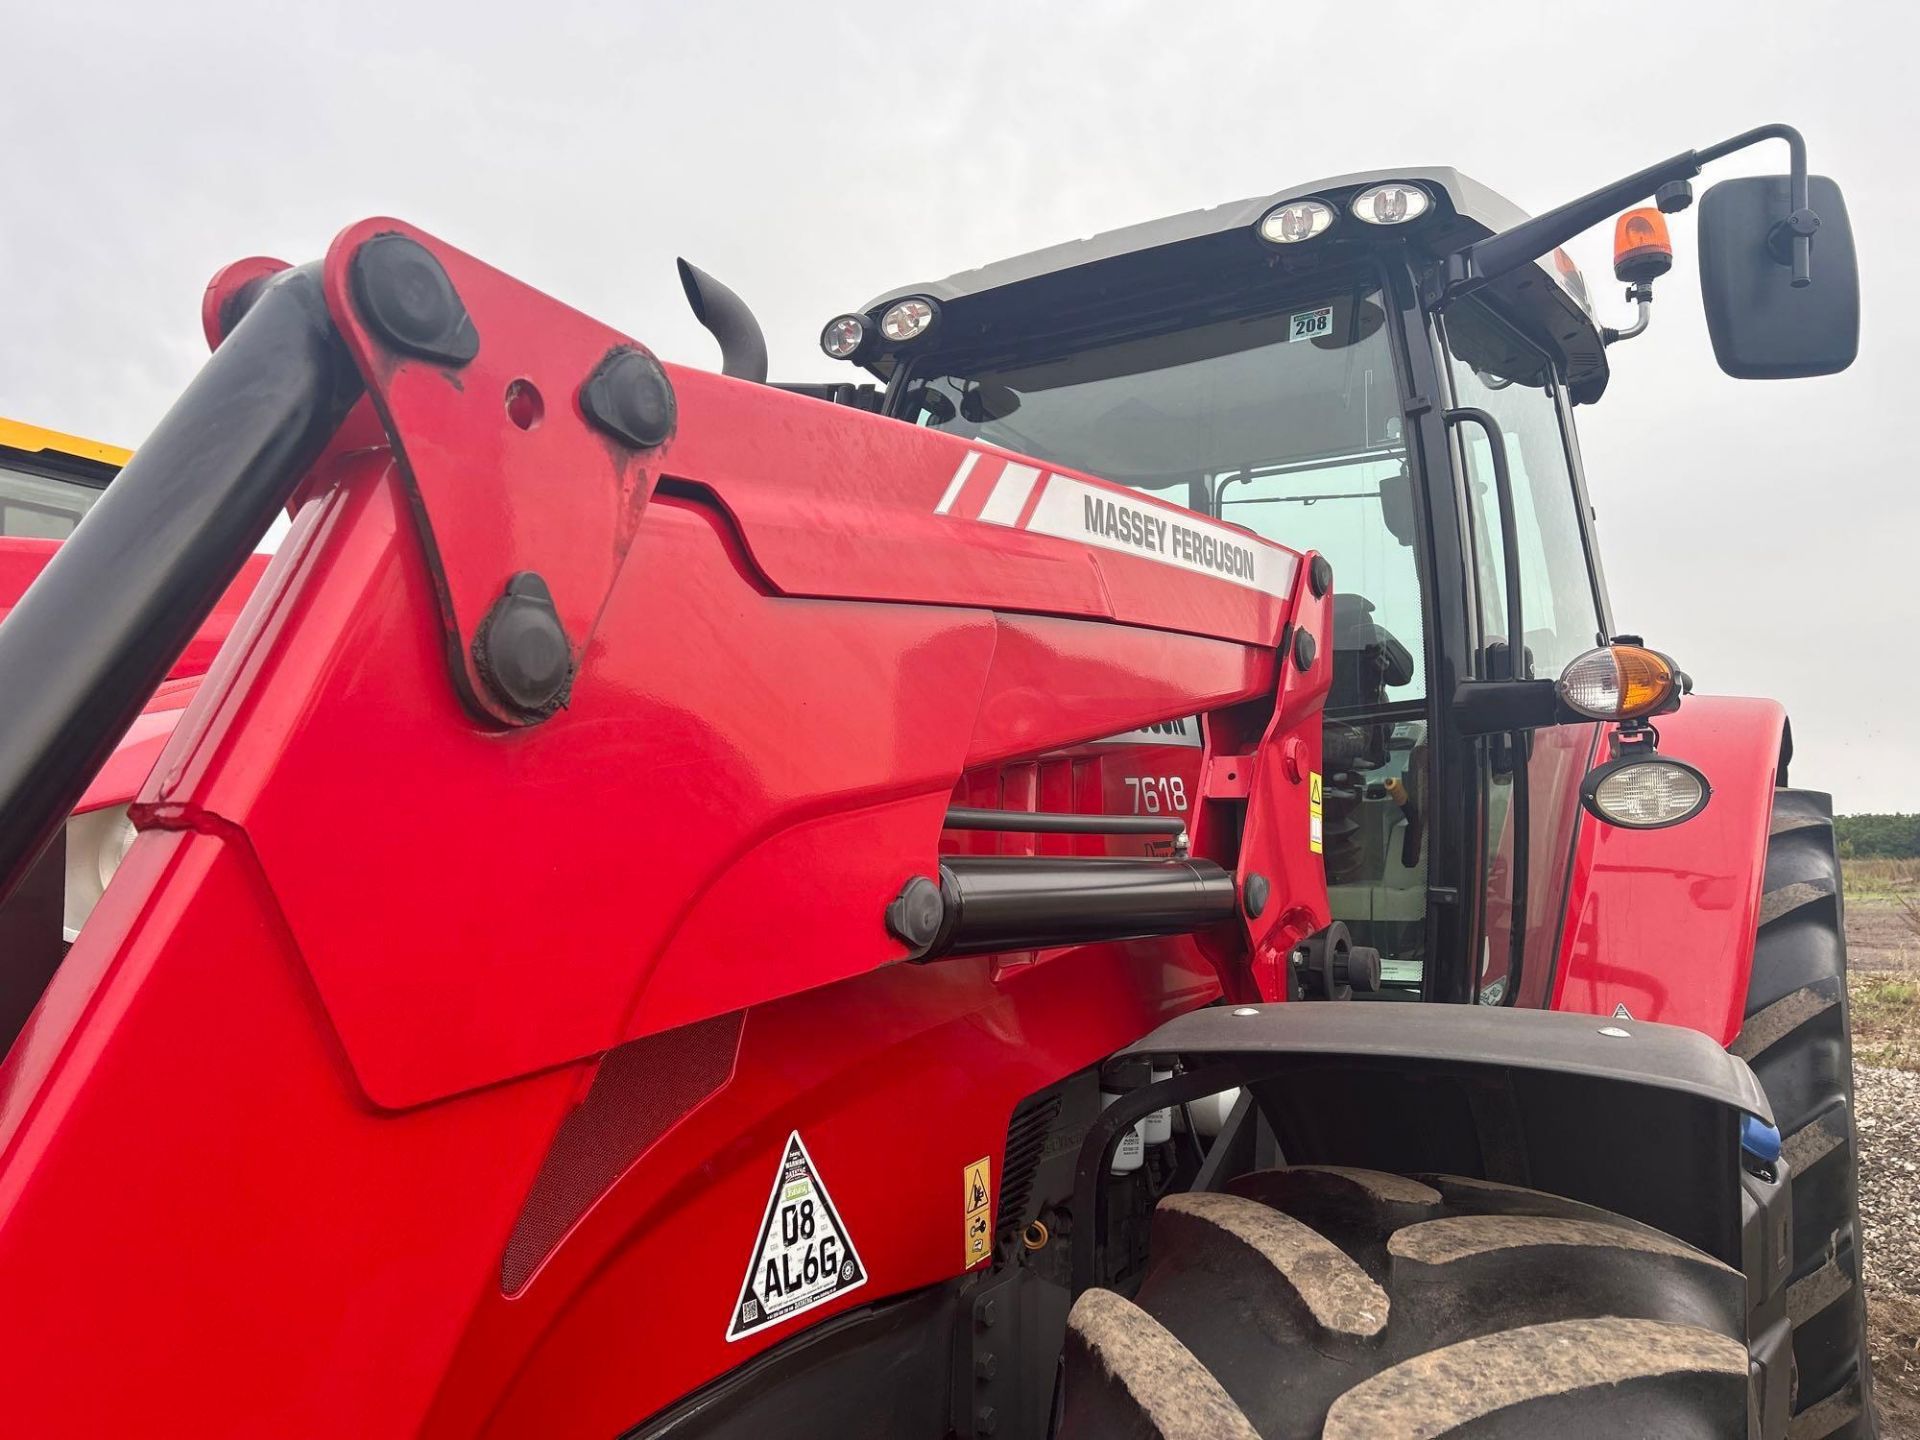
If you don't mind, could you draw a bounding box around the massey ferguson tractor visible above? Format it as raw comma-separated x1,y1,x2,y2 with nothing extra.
0,124,1869,1437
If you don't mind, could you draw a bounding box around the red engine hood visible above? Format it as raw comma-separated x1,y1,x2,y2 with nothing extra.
1,539,268,812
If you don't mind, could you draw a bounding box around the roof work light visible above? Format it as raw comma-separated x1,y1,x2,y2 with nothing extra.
1258,199,1336,245
1351,182,1431,225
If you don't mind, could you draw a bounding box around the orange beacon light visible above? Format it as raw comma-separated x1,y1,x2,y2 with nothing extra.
1614,208,1674,284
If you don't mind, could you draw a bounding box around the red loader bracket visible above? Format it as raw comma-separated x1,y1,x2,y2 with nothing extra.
316,218,674,727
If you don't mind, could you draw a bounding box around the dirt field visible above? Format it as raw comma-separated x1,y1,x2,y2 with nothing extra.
1845,866,1920,1434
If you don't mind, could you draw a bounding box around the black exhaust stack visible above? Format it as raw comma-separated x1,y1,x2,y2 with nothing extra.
676,259,769,384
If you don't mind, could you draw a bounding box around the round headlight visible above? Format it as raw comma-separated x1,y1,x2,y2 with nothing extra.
820,313,872,361
1257,199,1336,245
1582,757,1711,829
62,803,138,942
1351,182,1432,226
880,298,937,344
1556,644,1679,721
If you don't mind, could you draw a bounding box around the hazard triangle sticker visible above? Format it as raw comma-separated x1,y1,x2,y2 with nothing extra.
727,1131,866,1341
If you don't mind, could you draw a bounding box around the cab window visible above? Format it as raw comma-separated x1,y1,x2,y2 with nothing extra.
902,285,1433,990
0,464,102,539
1443,299,1606,1007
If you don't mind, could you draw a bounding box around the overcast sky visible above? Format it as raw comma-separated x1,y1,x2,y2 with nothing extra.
4,1,1913,810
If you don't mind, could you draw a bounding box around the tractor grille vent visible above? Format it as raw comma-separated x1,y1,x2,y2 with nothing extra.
501,1010,744,1293
997,1091,1064,1242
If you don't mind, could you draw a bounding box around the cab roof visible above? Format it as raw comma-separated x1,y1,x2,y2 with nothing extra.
0,417,131,483
864,168,1554,309
853,167,1607,400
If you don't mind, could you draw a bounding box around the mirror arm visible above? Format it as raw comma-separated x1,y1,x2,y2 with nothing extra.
1697,124,1814,286
1452,679,1561,737
1447,122,1815,297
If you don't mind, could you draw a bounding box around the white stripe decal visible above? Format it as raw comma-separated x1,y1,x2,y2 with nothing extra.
1025,473,1298,598
977,463,1041,526
933,452,980,515
1096,717,1203,748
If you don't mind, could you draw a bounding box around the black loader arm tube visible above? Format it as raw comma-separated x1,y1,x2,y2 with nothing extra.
0,262,364,905
921,855,1238,958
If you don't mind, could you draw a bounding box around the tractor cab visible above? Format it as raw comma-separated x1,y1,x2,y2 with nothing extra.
816,149,1858,1007
0,417,127,539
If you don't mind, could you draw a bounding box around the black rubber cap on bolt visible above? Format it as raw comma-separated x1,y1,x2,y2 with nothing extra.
474,572,572,720
1244,873,1270,919
580,347,676,450
1308,555,1332,598
1292,628,1317,672
886,875,945,953
349,234,479,366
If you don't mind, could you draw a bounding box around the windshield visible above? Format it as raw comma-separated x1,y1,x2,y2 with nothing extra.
902,284,1422,694
902,289,1402,486
904,284,1433,988
0,464,103,539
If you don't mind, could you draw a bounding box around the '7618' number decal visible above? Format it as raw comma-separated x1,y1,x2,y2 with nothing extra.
1123,776,1188,814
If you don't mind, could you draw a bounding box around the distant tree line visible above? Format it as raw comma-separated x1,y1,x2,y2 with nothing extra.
1836,814,1920,858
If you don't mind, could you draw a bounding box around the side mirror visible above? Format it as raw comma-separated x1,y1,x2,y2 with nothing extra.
1698,174,1859,378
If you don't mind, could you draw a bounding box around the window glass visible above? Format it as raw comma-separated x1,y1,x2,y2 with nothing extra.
1443,300,1603,1006
1443,302,1603,677
1220,455,1429,987
0,465,101,539
906,287,1430,988
902,289,1405,487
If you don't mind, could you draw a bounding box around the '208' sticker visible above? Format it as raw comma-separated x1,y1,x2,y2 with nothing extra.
1289,306,1334,342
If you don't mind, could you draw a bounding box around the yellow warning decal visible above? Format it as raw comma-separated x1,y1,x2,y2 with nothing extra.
964,1157,992,1268
1309,771,1324,855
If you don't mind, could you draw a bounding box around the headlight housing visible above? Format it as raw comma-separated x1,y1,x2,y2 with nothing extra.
819,313,873,362
63,804,137,941
1350,182,1431,226
1555,643,1682,721
1257,199,1336,245
1580,757,1711,829
879,297,938,345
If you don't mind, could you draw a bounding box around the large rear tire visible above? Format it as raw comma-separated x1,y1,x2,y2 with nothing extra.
1060,1166,1751,1439
1732,789,1877,1438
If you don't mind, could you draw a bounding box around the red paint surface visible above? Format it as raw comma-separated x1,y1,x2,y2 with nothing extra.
0,541,266,690
0,222,1329,1434
1549,697,1788,1043
0,220,1787,1434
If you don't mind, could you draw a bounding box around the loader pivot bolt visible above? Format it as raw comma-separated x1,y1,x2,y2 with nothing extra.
349,234,479,366
885,875,945,953
580,347,677,450
474,571,573,720
1244,873,1270,919
1308,555,1332,598
1292,628,1317,671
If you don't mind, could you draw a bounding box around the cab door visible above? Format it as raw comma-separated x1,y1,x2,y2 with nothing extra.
1440,299,1611,1008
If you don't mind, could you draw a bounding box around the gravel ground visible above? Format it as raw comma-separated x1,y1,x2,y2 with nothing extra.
1848,894,1920,1434
1859,1065,1920,1297
1857,1064,1920,1434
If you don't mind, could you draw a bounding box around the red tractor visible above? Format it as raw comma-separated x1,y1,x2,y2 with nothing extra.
0,124,1870,1437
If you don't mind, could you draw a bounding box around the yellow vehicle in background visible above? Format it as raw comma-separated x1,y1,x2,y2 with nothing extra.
0,417,127,539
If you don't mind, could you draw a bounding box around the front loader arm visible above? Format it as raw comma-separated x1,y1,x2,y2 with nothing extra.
0,221,1331,1434
76,219,1327,1108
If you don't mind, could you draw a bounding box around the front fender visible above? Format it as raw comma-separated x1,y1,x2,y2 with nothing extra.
1550,695,1787,1045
